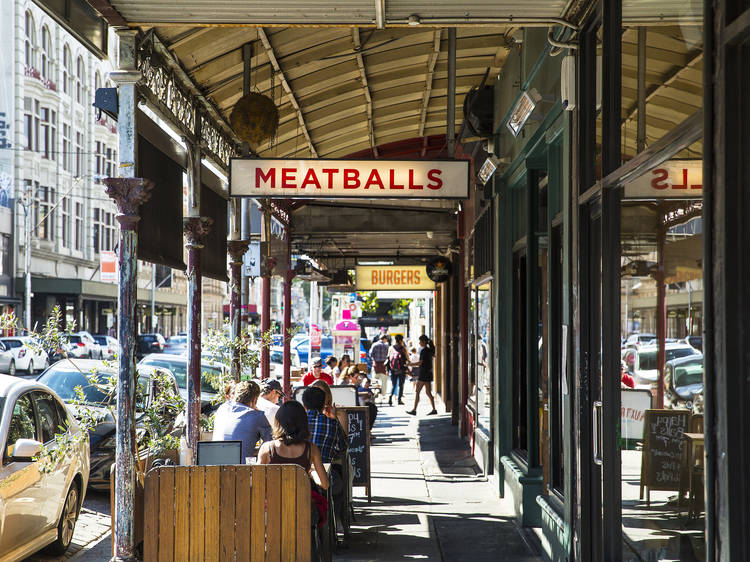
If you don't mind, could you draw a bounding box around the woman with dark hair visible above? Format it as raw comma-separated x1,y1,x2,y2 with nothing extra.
387,334,409,405
406,335,437,416
258,401,329,489
333,354,351,382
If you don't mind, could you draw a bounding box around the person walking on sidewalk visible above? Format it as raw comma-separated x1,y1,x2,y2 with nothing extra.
388,334,409,406
370,334,390,400
407,335,437,416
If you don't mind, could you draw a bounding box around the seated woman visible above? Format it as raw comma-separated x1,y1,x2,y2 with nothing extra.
258,401,329,489
334,354,351,384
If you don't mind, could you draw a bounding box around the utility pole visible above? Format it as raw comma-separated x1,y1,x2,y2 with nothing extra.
20,185,33,333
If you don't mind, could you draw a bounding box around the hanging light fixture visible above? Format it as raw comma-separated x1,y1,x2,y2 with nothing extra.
230,92,279,149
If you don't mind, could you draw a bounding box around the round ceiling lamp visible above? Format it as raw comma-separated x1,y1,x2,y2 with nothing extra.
230,92,279,148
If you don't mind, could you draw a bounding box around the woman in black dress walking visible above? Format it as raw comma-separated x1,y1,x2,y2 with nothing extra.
406,334,437,415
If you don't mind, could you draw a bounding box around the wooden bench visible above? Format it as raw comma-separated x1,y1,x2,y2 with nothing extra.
143,465,311,561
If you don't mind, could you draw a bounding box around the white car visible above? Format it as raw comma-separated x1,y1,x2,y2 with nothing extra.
623,343,701,385
269,346,302,378
0,374,90,560
92,335,119,360
0,336,50,375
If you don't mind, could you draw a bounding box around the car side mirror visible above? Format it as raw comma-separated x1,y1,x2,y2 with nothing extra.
12,438,42,459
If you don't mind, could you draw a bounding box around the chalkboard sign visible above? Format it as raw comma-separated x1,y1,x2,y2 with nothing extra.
336,406,371,501
640,409,690,502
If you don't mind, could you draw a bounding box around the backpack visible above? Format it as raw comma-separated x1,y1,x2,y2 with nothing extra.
388,347,406,373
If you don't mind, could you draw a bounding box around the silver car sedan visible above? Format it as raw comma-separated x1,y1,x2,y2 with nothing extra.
0,375,90,560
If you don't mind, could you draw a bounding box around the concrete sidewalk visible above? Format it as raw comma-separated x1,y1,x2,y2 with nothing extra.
336,391,542,562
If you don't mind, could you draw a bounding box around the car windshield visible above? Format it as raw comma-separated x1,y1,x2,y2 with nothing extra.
639,348,697,370
140,358,218,394
38,368,116,405
2,340,23,349
166,336,187,345
674,362,704,387
270,351,283,364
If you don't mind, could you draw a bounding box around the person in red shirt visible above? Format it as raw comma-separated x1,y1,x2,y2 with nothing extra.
302,357,334,386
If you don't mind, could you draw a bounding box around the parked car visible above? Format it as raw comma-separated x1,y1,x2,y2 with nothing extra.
136,333,165,359
664,354,704,410
0,336,50,375
163,335,188,355
37,359,180,490
0,340,18,376
682,335,703,352
138,353,222,411
92,335,119,360
269,346,302,378
0,374,89,559
623,343,701,385
295,335,333,365
623,333,656,348
75,331,103,359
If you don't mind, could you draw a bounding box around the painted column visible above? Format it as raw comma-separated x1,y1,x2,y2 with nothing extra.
260,206,274,379
655,223,667,409
105,27,154,562
282,227,293,397
103,177,154,561
184,216,213,451
228,239,249,381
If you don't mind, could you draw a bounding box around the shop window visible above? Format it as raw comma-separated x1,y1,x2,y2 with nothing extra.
474,282,492,432
512,251,528,455
549,223,565,496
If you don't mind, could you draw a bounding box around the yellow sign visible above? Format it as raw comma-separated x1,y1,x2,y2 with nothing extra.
355,265,435,291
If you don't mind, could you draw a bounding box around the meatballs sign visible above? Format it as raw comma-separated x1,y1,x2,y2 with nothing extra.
230,158,469,199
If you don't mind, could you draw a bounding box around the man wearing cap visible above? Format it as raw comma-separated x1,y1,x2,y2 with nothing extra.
257,378,285,425
302,357,334,386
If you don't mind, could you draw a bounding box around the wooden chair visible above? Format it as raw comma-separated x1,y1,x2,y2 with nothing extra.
143,464,311,561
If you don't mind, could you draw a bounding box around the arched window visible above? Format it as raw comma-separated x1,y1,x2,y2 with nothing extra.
24,11,36,68
41,26,50,79
76,56,85,103
63,44,71,95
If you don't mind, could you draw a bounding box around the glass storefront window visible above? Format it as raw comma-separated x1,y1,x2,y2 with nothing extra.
475,282,492,432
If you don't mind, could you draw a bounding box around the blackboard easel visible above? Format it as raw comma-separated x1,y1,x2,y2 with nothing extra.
640,408,691,506
336,406,372,502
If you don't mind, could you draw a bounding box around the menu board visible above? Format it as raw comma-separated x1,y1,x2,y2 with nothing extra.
336,406,371,501
640,409,690,493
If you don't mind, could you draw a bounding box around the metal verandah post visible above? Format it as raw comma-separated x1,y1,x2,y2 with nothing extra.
104,178,153,562
228,239,249,381
260,205,274,379
282,226,293,398
184,217,213,452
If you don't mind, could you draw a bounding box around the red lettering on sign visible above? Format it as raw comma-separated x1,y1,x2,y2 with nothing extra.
300,168,322,189
650,169,669,189
389,169,404,190
344,169,360,189
415,271,421,283
372,271,378,285
256,168,275,188
386,271,393,284
321,169,338,189
691,181,703,190
672,169,688,190
364,169,385,189
281,168,296,188
408,169,423,190
427,169,443,190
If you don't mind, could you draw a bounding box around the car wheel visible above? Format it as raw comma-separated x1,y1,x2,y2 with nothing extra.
45,483,79,555
26,360,33,375
8,360,15,377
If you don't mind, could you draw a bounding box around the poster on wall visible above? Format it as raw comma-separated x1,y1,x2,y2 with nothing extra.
624,160,702,200
0,0,15,210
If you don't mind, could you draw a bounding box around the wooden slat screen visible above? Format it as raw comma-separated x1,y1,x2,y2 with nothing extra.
143,465,311,561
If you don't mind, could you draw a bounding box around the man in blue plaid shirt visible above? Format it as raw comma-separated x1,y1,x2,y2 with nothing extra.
302,386,347,463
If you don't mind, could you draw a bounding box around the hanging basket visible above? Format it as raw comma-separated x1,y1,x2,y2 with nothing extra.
230,92,279,148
